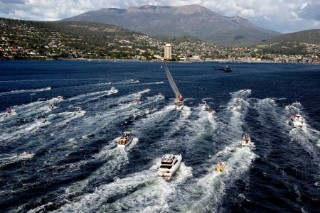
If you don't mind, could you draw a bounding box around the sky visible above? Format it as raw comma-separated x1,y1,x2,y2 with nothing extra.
0,0,319,33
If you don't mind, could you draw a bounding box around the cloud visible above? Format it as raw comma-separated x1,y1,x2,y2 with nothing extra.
0,0,319,33
297,2,320,21
0,0,24,3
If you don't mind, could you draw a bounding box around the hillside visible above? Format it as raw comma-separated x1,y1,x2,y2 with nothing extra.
0,18,163,59
258,29,320,55
266,29,320,44
1,18,319,63
63,4,281,47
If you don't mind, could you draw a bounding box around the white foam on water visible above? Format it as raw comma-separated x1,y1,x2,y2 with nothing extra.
68,87,118,102
54,110,86,127
183,146,257,213
0,118,51,142
0,86,51,97
0,152,35,167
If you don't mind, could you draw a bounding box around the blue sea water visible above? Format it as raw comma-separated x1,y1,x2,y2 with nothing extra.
0,60,320,212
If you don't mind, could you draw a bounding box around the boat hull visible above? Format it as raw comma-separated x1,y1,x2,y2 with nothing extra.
289,121,306,128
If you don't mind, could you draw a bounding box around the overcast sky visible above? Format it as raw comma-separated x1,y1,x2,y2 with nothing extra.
0,0,319,33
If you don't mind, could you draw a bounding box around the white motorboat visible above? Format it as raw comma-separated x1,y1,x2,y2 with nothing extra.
117,130,133,147
74,106,82,113
108,87,118,95
133,98,141,105
242,133,251,146
163,62,184,110
288,114,306,128
159,154,182,181
208,108,215,116
56,96,63,101
146,106,156,114
16,151,35,160
200,101,210,111
4,109,16,117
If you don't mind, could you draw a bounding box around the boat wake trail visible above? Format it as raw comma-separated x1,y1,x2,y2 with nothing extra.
0,87,51,97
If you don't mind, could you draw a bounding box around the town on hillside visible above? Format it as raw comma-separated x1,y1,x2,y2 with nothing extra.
0,18,319,64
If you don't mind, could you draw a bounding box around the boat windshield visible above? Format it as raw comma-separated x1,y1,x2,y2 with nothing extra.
160,165,172,169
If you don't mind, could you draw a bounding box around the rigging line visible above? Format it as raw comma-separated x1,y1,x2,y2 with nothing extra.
163,62,181,98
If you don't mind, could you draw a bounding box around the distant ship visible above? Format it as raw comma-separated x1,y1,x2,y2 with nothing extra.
163,62,184,110
213,65,232,72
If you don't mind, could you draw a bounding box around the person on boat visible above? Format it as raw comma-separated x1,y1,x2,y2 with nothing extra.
215,161,225,172
6,109,14,115
49,103,54,110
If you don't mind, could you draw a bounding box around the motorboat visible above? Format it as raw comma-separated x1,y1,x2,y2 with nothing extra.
108,87,118,95
289,114,306,127
159,154,182,181
74,106,82,113
200,101,210,111
242,133,251,146
163,62,184,110
208,108,215,116
156,93,165,100
146,106,156,114
57,96,63,101
17,151,35,160
215,161,226,172
117,130,133,147
133,98,141,105
4,109,16,116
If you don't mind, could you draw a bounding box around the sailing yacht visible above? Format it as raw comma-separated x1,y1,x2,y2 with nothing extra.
163,62,184,110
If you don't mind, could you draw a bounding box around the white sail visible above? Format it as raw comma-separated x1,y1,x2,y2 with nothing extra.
163,62,181,98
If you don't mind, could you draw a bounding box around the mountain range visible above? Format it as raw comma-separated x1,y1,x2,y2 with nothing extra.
63,4,281,47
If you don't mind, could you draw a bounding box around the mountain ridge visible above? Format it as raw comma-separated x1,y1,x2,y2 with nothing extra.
63,4,281,47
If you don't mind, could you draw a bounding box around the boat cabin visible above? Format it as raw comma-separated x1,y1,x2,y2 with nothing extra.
118,130,133,146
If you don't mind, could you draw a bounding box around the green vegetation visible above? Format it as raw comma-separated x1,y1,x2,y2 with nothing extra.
0,18,319,63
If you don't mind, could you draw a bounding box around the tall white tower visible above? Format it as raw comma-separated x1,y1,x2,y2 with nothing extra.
164,43,172,60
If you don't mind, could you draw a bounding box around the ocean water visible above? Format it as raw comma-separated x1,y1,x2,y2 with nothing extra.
0,60,320,212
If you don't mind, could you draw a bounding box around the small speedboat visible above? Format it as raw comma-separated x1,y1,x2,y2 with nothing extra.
4,109,16,116
215,161,226,172
146,106,156,114
200,101,210,111
117,130,133,147
56,96,63,101
208,108,215,116
288,114,306,128
17,151,34,160
74,107,82,113
133,98,141,105
242,133,251,146
159,154,182,181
